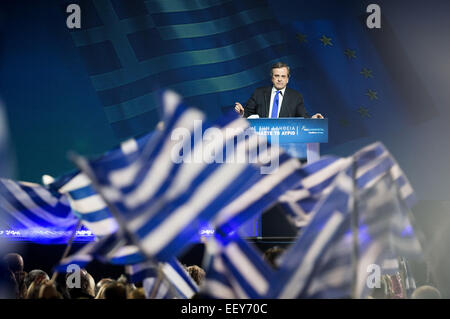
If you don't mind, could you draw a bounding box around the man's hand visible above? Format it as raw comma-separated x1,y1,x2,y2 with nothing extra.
234,102,244,116
311,113,324,119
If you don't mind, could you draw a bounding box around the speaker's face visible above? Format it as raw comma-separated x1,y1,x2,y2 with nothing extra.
271,67,289,90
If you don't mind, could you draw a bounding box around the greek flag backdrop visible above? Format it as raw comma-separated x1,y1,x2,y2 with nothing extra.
64,0,438,153
66,0,305,139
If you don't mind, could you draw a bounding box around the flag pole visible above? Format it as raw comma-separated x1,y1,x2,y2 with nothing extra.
149,264,165,299
50,219,83,284
350,157,360,299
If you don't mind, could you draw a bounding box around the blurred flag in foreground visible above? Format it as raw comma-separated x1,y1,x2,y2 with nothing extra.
84,90,301,262
202,142,423,299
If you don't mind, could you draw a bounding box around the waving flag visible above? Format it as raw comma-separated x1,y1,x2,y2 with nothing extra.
0,178,78,242
202,234,276,299
127,258,199,299
272,142,422,299
127,258,198,299
200,142,423,299
272,166,354,299
277,156,351,228
53,131,155,237
85,90,302,262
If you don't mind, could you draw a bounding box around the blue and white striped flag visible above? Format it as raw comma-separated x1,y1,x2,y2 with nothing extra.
0,178,78,234
271,142,422,299
55,236,149,272
271,165,354,299
277,156,350,228
202,252,236,299
126,257,199,299
87,90,302,261
202,234,276,299
54,131,155,237
57,172,119,237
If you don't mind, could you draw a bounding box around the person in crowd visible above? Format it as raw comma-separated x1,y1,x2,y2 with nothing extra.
411,285,442,299
128,287,145,299
26,277,50,299
24,269,49,289
38,281,63,299
3,253,27,298
262,246,285,269
66,268,95,299
186,265,206,286
0,258,18,298
95,278,115,297
102,282,127,300
54,271,71,299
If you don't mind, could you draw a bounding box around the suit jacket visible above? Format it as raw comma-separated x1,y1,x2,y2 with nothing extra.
243,86,309,118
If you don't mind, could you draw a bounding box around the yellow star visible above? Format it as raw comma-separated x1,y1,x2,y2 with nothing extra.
366,89,378,100
357,106,371,118
361,68,373,78
296,33,307,45
344,49,356,59
320,35,333,46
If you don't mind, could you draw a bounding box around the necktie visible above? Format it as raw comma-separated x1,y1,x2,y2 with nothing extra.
270,90,280,118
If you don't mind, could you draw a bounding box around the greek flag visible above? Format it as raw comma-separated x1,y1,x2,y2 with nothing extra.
54,230,148,272
271,142,422,299
68,0,302,138
0,178,78,232
126,258,198,299
202,234,276,299
87,90,302,261
54,131,154,237
202,253,236,299
278,156,351,228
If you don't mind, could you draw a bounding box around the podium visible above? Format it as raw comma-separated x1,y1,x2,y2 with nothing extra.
241,118,329,237
248,118,328,163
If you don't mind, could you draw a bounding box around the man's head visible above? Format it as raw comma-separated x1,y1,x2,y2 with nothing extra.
186,265,206,286
102,282,127,300
66,268,96,298
262,246,285,269
24,269,49,288
411,285,442,299
271,62,290,90
3,253,24,273
95,278,114,296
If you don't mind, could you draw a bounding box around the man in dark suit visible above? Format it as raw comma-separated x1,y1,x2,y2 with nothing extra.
235,62,323,119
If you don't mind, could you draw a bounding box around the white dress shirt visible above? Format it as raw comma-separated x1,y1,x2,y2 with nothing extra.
268,86,286,118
